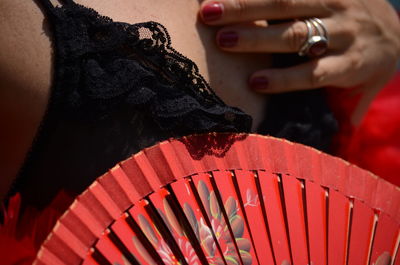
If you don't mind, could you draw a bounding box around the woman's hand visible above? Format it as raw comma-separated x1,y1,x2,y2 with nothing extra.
199,0,400,94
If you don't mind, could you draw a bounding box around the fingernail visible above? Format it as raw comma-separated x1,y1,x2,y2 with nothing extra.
249,76,269,90
218,31,238,48
201,2,223,22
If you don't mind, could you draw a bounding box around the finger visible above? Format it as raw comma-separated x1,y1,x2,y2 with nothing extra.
216,19,347,52
200,0,334,25
248,54,357,93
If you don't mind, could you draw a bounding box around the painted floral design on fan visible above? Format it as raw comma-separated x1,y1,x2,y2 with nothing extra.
121,179,257,265
184,180,255,265
130,213,201,265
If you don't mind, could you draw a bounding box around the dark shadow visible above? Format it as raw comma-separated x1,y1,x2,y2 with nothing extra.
179,133,248,160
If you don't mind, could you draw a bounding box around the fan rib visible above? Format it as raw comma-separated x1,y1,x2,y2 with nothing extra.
88,182,121,220
91,247,113,265
125,210,166,265
300,180,312,265
165,184,211,265
143,143,182,186
366,213,380,265
118,159,153,200
281,174,309,264
143,199,189,265
253,170,278,265
328,189,351,265
107,228,141,265
305,180,328,265
209,171,245,265
97,172,131,212
347,200,375,265
233,170,276,265
189,173,230,265
258,171,292,264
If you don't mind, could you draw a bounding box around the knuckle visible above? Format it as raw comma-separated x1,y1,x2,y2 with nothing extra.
233,0,249,18
274,0,296,12
325,0,347,11
310,66,328,88
347,51,363,72
286,22,308,51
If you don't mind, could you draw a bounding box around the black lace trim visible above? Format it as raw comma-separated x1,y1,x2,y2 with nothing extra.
6,1,252,199
46,2,251,132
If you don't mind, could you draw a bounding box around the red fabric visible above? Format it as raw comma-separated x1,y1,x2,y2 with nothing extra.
329,73,400,187
0,193,74,265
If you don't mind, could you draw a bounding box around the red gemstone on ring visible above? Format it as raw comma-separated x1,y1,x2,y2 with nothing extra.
309,40,328,57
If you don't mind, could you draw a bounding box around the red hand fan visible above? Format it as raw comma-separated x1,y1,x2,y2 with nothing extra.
33,134,400,265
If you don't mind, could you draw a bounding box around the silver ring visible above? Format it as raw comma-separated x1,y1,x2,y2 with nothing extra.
298,18,329,57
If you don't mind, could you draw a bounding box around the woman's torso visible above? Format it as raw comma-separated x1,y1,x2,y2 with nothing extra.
0,0,271,202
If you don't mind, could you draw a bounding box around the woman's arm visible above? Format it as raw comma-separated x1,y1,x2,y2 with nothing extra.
0,0,51,201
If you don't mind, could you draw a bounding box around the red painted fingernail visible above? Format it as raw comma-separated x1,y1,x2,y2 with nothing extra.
201,2,223,22
249,77,269,90
218,31,238,47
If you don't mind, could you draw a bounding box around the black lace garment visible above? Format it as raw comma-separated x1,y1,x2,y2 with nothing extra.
9,0,337,208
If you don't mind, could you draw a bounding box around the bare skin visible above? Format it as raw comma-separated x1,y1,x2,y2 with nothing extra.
199,0,400,124
0,0,270,201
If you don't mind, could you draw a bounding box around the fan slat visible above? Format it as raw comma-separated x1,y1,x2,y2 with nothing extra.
234,170,275,265
41,234,83,264
169,138,206,176
88,182,121,220
257,170,291,264
374,179,400,224
346,166,378,209
56,202,102,254
328,189,351,265
97,172,132,212
108,166,142,205
263,138,291,174
292,144,321,183
370,213,400,264
94,230,126,265
222,139,249,170
118,158,154,200
36,246,68,265
148,188,202,265
143,142,182,185
49,222,88,258
319,153,348,192
112,214,158,265
77,191,115,230
347,200,376,265
305,180,327,265
212,170,260,265
395,250,400,265
82,253,100,265
281,175,309,265
201,152,229,174
68,200,104,236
